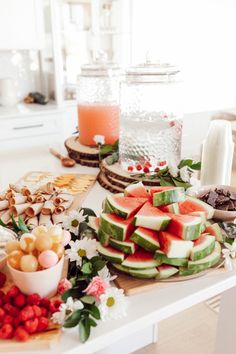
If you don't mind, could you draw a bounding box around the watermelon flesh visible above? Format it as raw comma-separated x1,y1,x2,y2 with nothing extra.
100,213,135,241
156,264,179,279
124,182,150,198
159,231,194,258
134,202,171,231
131,227,160,252
112,264,158,279
205,223,224,243
179,195,214,219
122,250,159,269
97,244,125,264
159,203,179,214
152,187,185,206
106,195,147,219
168,213,202,240
190,234,215,261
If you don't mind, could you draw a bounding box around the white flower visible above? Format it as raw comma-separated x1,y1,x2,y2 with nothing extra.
98,287,128,321
51,297,84,325
222,240,236,271
179,166,190,182
94,135,105,145
51,309,66,325
186,177,201,196
65,237,98,266
98,265,117,283
168,161,179,177
62,210,86,234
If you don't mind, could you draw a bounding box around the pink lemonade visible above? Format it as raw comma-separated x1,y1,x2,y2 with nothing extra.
78,104,120,146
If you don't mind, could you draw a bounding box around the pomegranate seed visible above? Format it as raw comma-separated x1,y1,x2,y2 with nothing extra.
143,166,149,173
136,165,142,171
159,161,167,167
127,166,133,172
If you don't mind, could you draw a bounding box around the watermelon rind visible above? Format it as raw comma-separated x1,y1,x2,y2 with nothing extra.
205,223,224,243
153,187,185,206
130,228,160,252
179,195,214,219
102,199,114,213
178,267,202,276
106,195,146,219
159,203,180,214
112,263,158,279
190,235,215,261
159,231,194,258
97,243,125,264
156,265,179,279
122,252,159,269
154,250,188,266
100,213,133,241
168,214,202,241
134,215,170,231
88,216,100,233
124,182,149,198
187,241,221,271
97,228,110,246
109,238,136,254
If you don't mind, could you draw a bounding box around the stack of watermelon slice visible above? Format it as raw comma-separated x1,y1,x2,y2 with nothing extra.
89,182,223,279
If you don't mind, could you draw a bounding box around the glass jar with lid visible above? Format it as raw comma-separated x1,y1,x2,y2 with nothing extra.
77,60,121,146
119,62,183,172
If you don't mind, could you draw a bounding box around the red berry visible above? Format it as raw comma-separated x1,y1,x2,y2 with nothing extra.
3,303,18,316
0,324,14,339
0,290,5,299
0,272,6,288
14,294,26,308
40,307,48,317
27,293,41,306
14,326,30,342
127,166,133,172
0,299,3,307
7,286,20,298
37,317,49,332
144,161,152,168
0,307,5,321
19,305,35,322
24,318,39,334
40,298,50,310
13,317,20,328
143,166,149,173
49,299,63,314
154,167,160,172
136,165,142,171
32,305,42,318
2,294,11,304
159,161,167,166
3,315,13,325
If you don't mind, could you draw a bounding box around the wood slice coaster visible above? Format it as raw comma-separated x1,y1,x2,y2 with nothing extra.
79,159,100,168
105,173,129,190
97,172,124,193
65,136,99,163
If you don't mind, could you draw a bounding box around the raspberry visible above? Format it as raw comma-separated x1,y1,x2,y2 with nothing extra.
0,290,5,299
3,303,19,317
14,294,26,308
0,272,6,288
154,167,160,172
40,307,48,317
32,305,42,318
27,293,41,306
0,307,5,321
13,317,20,328
3,315,13,325
7,286,20,298
127,166,133,172
0,324,14,339
2,294,11,304
143,166,149,173
49,299,63,314
136,164,142,171
40,298,50,309
24,318,39,334
14,326,30,342
0,299,3,307
159,161,167,166
19,305,34,322
37,317,49,332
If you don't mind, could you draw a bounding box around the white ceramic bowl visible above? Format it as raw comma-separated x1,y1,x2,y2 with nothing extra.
8,255,64,298
193,185,236,221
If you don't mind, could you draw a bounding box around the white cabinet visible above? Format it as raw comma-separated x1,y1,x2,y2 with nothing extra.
0,0,44,50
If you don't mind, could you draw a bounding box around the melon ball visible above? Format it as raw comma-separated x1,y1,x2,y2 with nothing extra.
38,250,58,269
19,233,36,253
32,225,48,238
20,254,38,272
47,225,63,243
5,240,21,254
51,243,64,259
8,250,25,270
61,230,71,246
35,234,52,252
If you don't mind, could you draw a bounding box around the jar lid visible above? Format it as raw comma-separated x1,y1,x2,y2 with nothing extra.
80,62,121,77
126,62,180,82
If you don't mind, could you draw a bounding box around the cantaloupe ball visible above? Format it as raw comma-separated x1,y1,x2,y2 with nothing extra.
35,234,52,252
47,225,63,243
8,250,25,270
51,243,64,259
19,233,36,253
20,254,38,272
32,225,48,238
5,240,21,254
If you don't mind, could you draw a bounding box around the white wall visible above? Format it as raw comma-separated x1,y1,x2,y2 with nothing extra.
131,0,236,113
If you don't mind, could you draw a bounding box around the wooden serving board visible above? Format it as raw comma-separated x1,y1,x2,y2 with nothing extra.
65,136,100,167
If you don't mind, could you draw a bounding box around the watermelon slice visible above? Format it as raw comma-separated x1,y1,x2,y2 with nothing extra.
88,216,100,233
124,182,149,198
151,186,185,206
156,264,179,279
134,202,171,231
102,199,114,213
168,213,202,240
159,203,179,214
105,195,147,219
179,195,214,219
109,237,138,254
154,250,188,266
97,244,125,264
130,227,160,252
112,263,158,279
187,241,221,271
205,223,224,243
122,250,159,269
190,234,215,261
100,213,135,241
97,228,110,246
159,231,194,258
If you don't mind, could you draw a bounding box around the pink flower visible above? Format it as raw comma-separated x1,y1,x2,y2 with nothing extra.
84,276,109,301
57,278,72,294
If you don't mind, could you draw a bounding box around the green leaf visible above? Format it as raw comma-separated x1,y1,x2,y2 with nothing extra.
99,144,114,156
79,318,90,343
63,310,81,328
79,222,89,235
10,214,21,232
88,304,100,320
18,216,30,233
156,166,169,176
113,139,119,150
159,177,174,187
178,159,193,169
93,259,106,272
80,208,97,218
88,317,97,327
190,161,201,170
81,262,93,274
80,295,95,305
0,219,7,227
171,177,191,189
61,287,80,302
